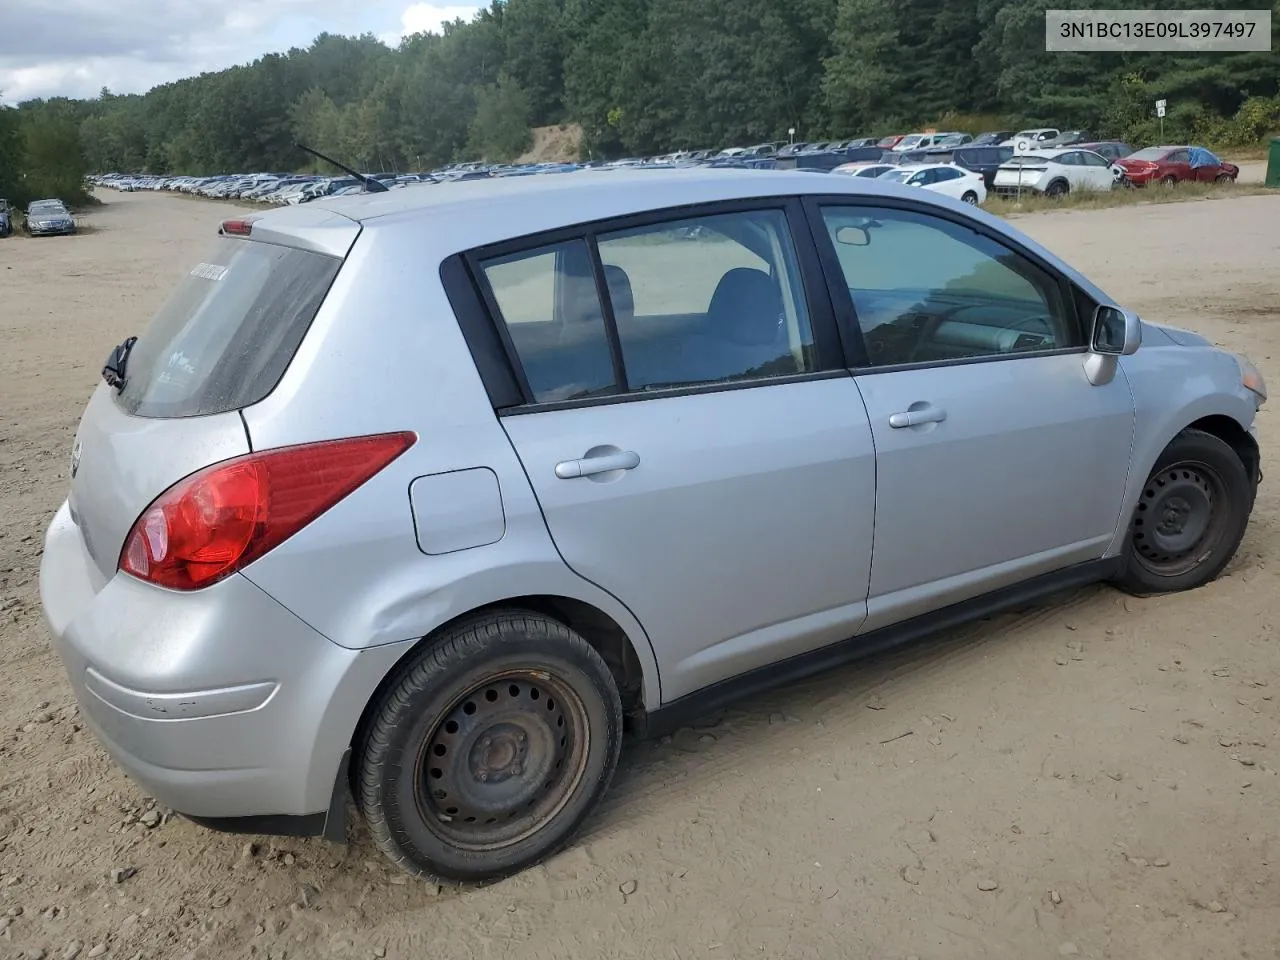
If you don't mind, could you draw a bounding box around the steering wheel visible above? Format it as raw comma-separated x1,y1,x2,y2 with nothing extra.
904,303,970,363
1006,313,1054,332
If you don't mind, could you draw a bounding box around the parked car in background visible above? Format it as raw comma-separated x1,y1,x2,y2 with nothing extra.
877,162,987,204
1004,128,1060,152
877,134,906,149
1115,146,1239,186
993,148,1116,197
24,199,77,236
0,198,11,238
832,161,898,178
1075,141,1133,164
952,145,1016,189
1036,130,1090,149
42,167,1265,885
972,130,1016,146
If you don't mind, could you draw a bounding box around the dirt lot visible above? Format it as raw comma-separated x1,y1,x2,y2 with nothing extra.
1,188,1279,960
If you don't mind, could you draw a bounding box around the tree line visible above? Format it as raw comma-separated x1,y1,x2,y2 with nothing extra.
1,0,1278,202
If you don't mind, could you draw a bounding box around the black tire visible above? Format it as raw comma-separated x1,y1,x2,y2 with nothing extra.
961,190,979,204
1161,174,1178,187
357,610,623,883
1112,428,1253,596
1215,173,1234,184
1045,180,1069,198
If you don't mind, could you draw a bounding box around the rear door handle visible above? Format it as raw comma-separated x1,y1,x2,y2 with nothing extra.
888,405,947,429
555,450,640,479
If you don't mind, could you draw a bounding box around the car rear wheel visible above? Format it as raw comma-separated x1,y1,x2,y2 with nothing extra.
1161,174,1178,186
1045,180,1069,198
357,610,623,883
1113,429,1253,596
961,190,979,204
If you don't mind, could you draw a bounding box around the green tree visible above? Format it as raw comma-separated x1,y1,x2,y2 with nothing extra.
467,73,534,160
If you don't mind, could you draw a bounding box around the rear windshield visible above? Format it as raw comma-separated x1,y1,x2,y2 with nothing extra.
1125,147,1169,161
115,237,341,418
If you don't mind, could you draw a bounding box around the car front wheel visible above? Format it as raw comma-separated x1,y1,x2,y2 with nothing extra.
1113,428,1254,596
357,610,623,883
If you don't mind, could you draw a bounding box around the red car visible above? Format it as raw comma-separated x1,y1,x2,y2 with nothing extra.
1115,145,1239,186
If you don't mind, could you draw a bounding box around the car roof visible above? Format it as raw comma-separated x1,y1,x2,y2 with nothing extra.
299,168,941,227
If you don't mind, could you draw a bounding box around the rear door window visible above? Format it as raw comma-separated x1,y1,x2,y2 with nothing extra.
116,237,341,418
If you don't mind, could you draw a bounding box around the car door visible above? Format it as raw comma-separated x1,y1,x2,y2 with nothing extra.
480,204,878,703
1163,149,1192,181
1054,151,1085,189
1078,150,1115,190
807,200,1136,631
927,167,964,199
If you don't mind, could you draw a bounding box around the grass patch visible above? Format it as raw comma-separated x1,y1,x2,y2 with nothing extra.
983,179,1276,217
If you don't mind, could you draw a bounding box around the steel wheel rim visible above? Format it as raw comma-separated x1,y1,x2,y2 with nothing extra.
1132,460,1227,576
413,670,591,851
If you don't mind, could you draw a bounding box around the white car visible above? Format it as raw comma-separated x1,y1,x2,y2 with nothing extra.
831,162,897,178
992,148,1116,198
1002,128,1059,153
891,132,954,153
875,163,987,204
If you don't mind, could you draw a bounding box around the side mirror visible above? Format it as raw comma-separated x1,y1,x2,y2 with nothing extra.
835,225,870,246
1091,304,1141,356
1084,305,1141,386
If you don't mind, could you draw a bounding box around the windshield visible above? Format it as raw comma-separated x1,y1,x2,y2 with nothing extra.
1125,148,1170,161
896,136,923,148
30,202,66,215
116,237,341,418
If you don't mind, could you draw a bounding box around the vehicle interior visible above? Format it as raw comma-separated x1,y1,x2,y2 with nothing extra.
486,214,815,402
824,210,1073,365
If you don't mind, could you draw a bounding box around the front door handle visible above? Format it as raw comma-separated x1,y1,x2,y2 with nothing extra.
555,449,640,479
888,405,947,429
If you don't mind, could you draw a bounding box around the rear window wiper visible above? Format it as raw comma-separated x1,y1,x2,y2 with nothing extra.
102,336,138,391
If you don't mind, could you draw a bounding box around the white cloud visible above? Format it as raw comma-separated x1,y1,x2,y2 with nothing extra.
379,4,482,46
0,0,484,104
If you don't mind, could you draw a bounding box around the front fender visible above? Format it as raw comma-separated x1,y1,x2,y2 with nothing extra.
1104,344,1258,557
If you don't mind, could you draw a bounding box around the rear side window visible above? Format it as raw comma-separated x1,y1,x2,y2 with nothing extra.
116,238,341,418
479,239,619,404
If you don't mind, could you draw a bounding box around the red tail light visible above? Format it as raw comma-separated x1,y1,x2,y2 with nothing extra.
220,218,255,236
119,432,416,590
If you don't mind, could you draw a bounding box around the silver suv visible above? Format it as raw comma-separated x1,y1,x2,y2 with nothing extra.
41,170,1266,882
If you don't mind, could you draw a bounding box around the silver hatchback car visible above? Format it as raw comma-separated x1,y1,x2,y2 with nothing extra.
41,170,1265,882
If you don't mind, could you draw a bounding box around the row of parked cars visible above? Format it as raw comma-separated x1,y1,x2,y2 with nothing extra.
90,129,1241,209
0,197,78,238
827,134,1240,202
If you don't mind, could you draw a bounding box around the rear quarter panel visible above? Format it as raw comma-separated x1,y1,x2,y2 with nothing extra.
1104,338,1258,557
236,219,664,709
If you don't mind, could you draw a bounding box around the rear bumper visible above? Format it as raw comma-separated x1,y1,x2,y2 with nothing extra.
39,501,415,835
992,181,1047,197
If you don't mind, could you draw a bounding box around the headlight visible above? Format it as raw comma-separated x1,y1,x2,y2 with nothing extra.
1235,353,1267,405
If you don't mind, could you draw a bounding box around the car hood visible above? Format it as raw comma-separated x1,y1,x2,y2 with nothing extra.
1148,321,1212,347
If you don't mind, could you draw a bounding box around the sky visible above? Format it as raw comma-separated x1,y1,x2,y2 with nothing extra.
0,0,486,105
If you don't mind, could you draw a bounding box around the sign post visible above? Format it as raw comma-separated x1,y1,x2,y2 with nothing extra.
1156,99,1167,140
788,127,796,145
